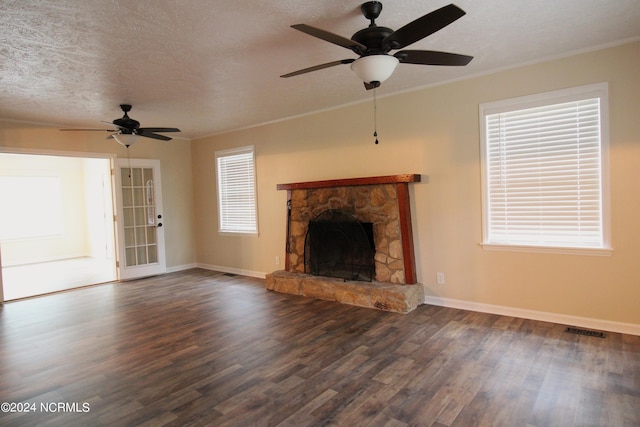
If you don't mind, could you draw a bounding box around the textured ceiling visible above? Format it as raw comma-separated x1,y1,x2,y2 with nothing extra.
1,0,639,140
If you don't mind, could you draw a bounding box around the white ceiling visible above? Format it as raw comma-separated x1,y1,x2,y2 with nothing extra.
1,0,639,139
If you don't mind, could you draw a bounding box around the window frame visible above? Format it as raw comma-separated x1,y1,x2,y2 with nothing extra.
479,82,611,255
215,145,258,235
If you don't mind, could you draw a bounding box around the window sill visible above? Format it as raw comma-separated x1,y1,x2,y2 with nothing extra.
480,243,613,256
218,230,259,237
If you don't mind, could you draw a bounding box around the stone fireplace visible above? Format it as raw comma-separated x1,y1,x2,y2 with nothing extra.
266,174,425,313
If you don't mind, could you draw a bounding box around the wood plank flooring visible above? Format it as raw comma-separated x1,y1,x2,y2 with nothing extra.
0,268,638,426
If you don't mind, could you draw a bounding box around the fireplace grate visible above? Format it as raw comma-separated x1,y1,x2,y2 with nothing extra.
564,326,606,338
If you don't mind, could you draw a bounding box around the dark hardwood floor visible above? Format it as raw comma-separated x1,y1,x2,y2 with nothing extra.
0,269,638,426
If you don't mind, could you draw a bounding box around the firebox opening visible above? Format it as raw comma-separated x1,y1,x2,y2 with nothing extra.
304,209,375,282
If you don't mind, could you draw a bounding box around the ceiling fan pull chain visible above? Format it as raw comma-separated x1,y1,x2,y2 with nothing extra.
127,147,133,179
373,87,379,144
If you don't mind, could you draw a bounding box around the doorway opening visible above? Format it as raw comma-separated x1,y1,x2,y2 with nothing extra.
0,152,117,300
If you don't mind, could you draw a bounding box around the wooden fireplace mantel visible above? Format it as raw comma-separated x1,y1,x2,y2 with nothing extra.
277,174,421,284
276,174,421,191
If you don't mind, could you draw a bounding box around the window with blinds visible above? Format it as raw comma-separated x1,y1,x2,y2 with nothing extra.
479,83,610,253
215,145,258,234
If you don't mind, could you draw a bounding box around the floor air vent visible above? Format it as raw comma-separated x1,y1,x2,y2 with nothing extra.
565,326,606,338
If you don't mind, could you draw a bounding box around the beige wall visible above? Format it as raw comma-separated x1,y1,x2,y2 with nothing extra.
192,41,640,327
0,127,196,270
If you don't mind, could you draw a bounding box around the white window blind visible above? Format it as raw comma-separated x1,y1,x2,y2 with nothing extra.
215,145,258,234
480,83,610,251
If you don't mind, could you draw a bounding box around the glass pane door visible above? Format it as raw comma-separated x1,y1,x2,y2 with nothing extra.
121,166,159,267
115,159,165,280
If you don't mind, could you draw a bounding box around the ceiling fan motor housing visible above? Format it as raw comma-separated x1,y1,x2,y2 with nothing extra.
113,104,140,132
352,26,394,55
113,118,140,133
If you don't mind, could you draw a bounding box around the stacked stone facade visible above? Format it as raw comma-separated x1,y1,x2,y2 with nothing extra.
288,183,406,284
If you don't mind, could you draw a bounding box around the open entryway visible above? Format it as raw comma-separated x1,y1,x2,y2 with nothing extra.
0,152,117,300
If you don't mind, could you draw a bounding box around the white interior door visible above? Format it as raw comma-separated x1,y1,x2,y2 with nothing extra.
114,158,166,280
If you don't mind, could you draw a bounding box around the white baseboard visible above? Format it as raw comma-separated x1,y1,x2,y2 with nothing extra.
424,295,640,336
196,263,266,279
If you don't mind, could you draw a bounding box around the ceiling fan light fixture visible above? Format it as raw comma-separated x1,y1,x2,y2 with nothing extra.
350,54,399,84
113,133,140,147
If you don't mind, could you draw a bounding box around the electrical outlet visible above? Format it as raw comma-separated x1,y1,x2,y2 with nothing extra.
437,272,445,285
275,256,280,265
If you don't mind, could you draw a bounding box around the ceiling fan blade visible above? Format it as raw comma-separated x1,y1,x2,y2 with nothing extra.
395,50,473,66
138,127,181,133
101,120,129,131
383,4,466,50
281,59,355,78
60,128,117,132
291,24,366,53
137,130,173,141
